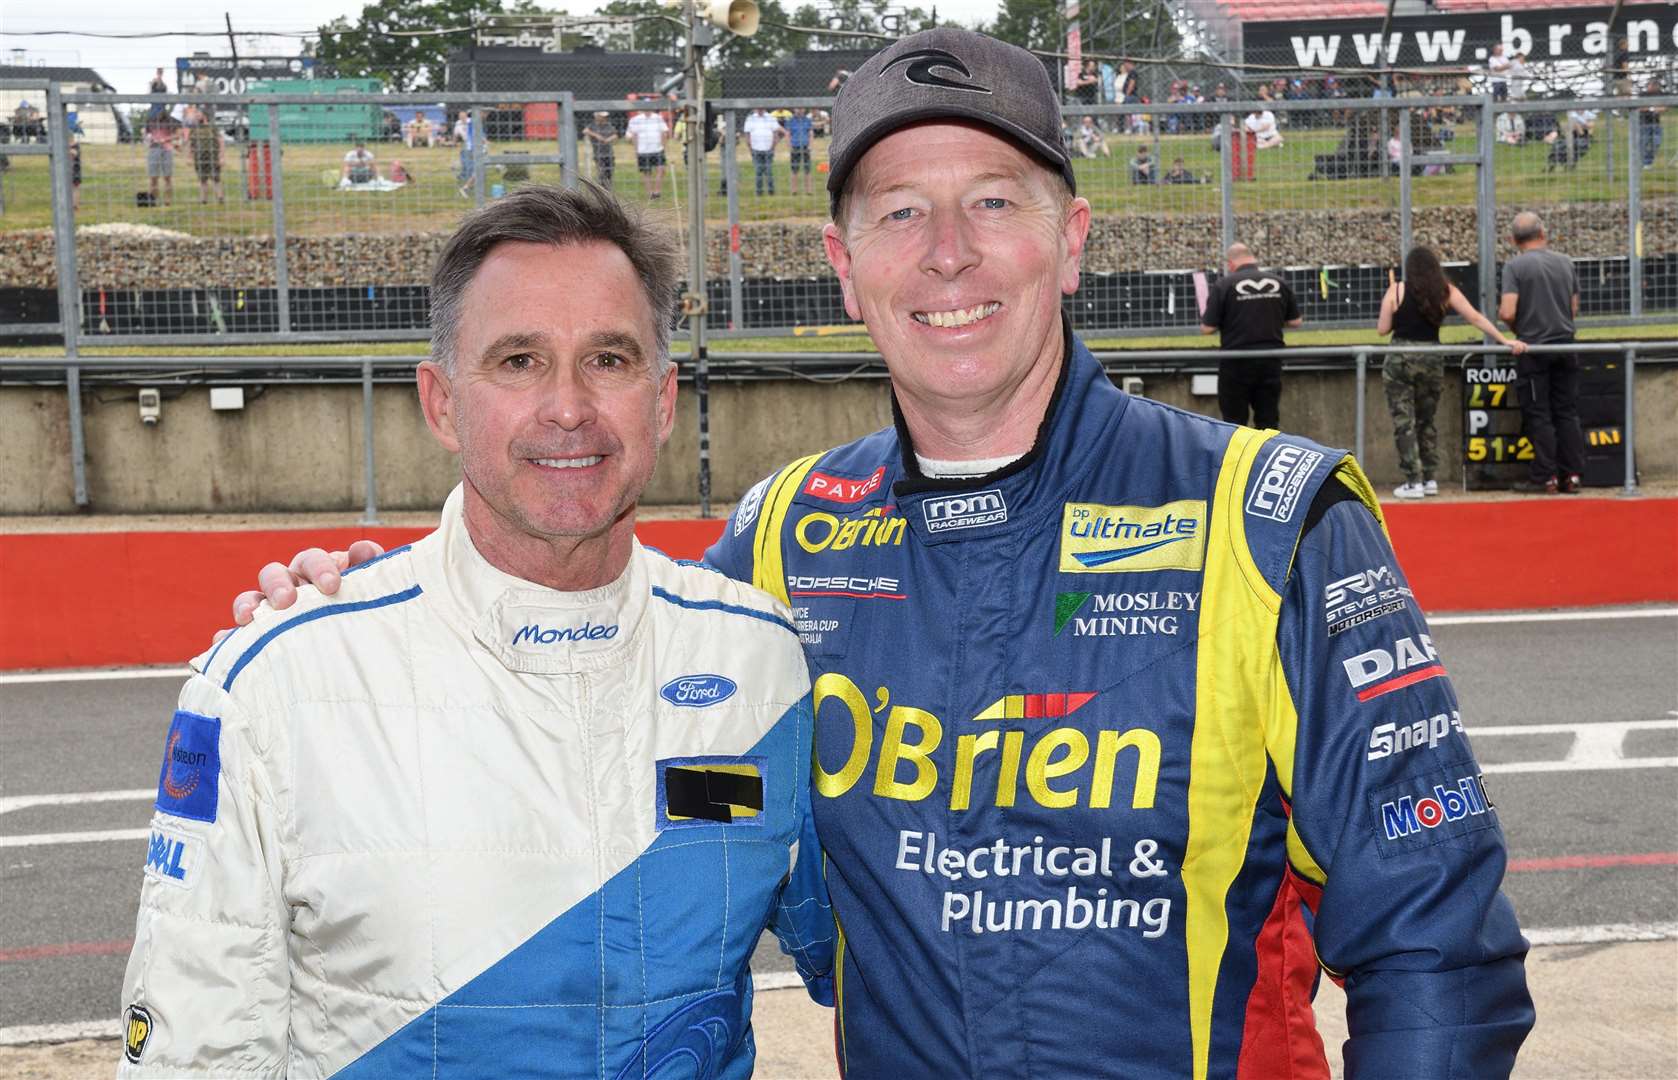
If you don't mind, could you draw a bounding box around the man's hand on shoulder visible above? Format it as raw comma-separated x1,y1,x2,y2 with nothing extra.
226,540,386,629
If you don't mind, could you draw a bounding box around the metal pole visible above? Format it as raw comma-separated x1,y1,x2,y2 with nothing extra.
268,108,291,335
560,94,578,189
1628,115,1643,319
1219,111,1235,252
472,106,487,206
66,364,88,509
683,2,712,517
1354,348,1367,464
724,110,743,330
1476,96,1498,316
1622,346,1637,493
361,360,380,524
48,84,88,509
1398,107,1412,263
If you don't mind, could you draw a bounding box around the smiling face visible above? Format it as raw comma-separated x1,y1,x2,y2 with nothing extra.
418,239,675,575
822,121,1090,435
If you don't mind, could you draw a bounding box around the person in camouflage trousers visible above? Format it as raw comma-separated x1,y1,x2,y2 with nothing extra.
1383,350,1445,490
1377,246,1525,497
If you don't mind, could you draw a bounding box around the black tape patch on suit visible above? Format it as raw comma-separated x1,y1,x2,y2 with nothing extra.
665,767,764,822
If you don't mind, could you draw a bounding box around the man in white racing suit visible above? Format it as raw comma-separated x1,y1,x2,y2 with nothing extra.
118,184,833,1079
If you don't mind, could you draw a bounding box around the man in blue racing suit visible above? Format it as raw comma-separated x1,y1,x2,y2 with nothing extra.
239,28,1532,1079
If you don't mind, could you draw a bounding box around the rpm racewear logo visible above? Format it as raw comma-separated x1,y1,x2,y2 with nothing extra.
923,489,1007,534
802,466,886,505
1234,277,1282,299
124,1004,153,1063
1374,771,1494,854
1058,501,1206,573
880,48,993,94
1246,444,1324,523
1342,634,1446,702
155,711,221,824
659,674,738,708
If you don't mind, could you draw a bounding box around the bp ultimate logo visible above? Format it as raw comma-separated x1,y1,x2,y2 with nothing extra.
1058,501,1206,574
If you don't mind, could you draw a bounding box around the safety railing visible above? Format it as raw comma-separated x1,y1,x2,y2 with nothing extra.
2,85,1674,347
4,340,1669,519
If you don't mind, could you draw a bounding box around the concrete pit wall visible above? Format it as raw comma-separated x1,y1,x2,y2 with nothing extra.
4,365,1673,515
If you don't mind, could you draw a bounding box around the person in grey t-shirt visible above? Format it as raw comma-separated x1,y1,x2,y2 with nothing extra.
1498,211,1585,494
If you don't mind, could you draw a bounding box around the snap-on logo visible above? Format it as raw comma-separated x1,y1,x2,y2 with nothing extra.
880,48,993,94
660,674,738,708
923,489,1007,534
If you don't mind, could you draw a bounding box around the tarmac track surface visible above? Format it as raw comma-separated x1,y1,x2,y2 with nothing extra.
2,608,1675,1042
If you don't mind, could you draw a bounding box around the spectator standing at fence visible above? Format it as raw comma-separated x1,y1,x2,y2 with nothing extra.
187,106,224,204
1378,246,1526,499
1507,52,1530,101
584,111,617,190
1487,44,1511,101
626,105,669,199
1201,243,1301,428
742,106,785,196
785,106,815,196
1639,79,1666,167
143,110,181,208
1073,59,1100,108
454,111,477,198
1498,212,1586,494
147,67,169,120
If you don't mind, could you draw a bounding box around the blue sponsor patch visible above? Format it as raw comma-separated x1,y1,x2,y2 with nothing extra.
655,755,766,831
1369,763,1495,857
659,674,738,708
154,711,221,824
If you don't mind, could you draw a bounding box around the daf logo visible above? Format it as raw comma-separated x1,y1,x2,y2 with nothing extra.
880,49,993,94
1234,278,1282,297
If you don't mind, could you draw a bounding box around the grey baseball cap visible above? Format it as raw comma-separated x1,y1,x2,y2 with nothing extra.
826,28,1074,211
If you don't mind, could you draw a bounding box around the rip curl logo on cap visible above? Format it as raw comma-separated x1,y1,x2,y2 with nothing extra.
880,48,993,94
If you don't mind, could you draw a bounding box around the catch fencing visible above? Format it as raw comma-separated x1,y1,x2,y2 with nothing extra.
1,83,1674,348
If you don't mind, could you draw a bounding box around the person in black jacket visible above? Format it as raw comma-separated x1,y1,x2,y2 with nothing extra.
1200,243,1301,428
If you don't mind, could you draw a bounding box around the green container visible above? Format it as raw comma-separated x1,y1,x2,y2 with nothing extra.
247,78,386,143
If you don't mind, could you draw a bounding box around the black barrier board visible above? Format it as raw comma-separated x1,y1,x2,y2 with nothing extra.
1463,352,1629,490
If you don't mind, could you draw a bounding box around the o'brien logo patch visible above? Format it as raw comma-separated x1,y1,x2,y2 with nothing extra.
155,711,221,824
124,1004,153,1064
656,756,766,830
1058,501,1206,574
923,489,1007,534
1246,444,1324,523
659,674,738,708
803,466,885,505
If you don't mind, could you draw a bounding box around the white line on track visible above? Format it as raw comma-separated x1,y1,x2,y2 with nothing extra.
1474,719,1678,774
0,829,148,849
0,789,153,815
0,667,190,685
1428,607,1678,625
4,923,1672,1046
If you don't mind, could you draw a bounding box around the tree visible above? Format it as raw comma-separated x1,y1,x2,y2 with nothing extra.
982,0,1180,61
314,0,491,92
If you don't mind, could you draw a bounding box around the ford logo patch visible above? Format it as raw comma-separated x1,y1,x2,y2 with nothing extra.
660,674,738,708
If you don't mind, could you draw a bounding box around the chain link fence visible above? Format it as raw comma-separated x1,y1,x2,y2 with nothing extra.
1,80,1673,348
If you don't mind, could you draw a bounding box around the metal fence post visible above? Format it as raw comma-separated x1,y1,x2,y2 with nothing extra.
1628,116,1643,319
472,106,487,206
268,108,291,335
724,111,743,331
1398,108,1412,264
1476,97,1499,316
560,95,578,189
1354,348,1367,464
1623,346,1637,494
1219,113,1235,253
47,83,88,508
361,360,380,525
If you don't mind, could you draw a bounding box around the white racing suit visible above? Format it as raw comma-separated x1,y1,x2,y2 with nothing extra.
119,485,834,1078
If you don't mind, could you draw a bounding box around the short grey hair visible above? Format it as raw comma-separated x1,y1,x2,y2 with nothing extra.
1511,211,1545,246
430,183,681,375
